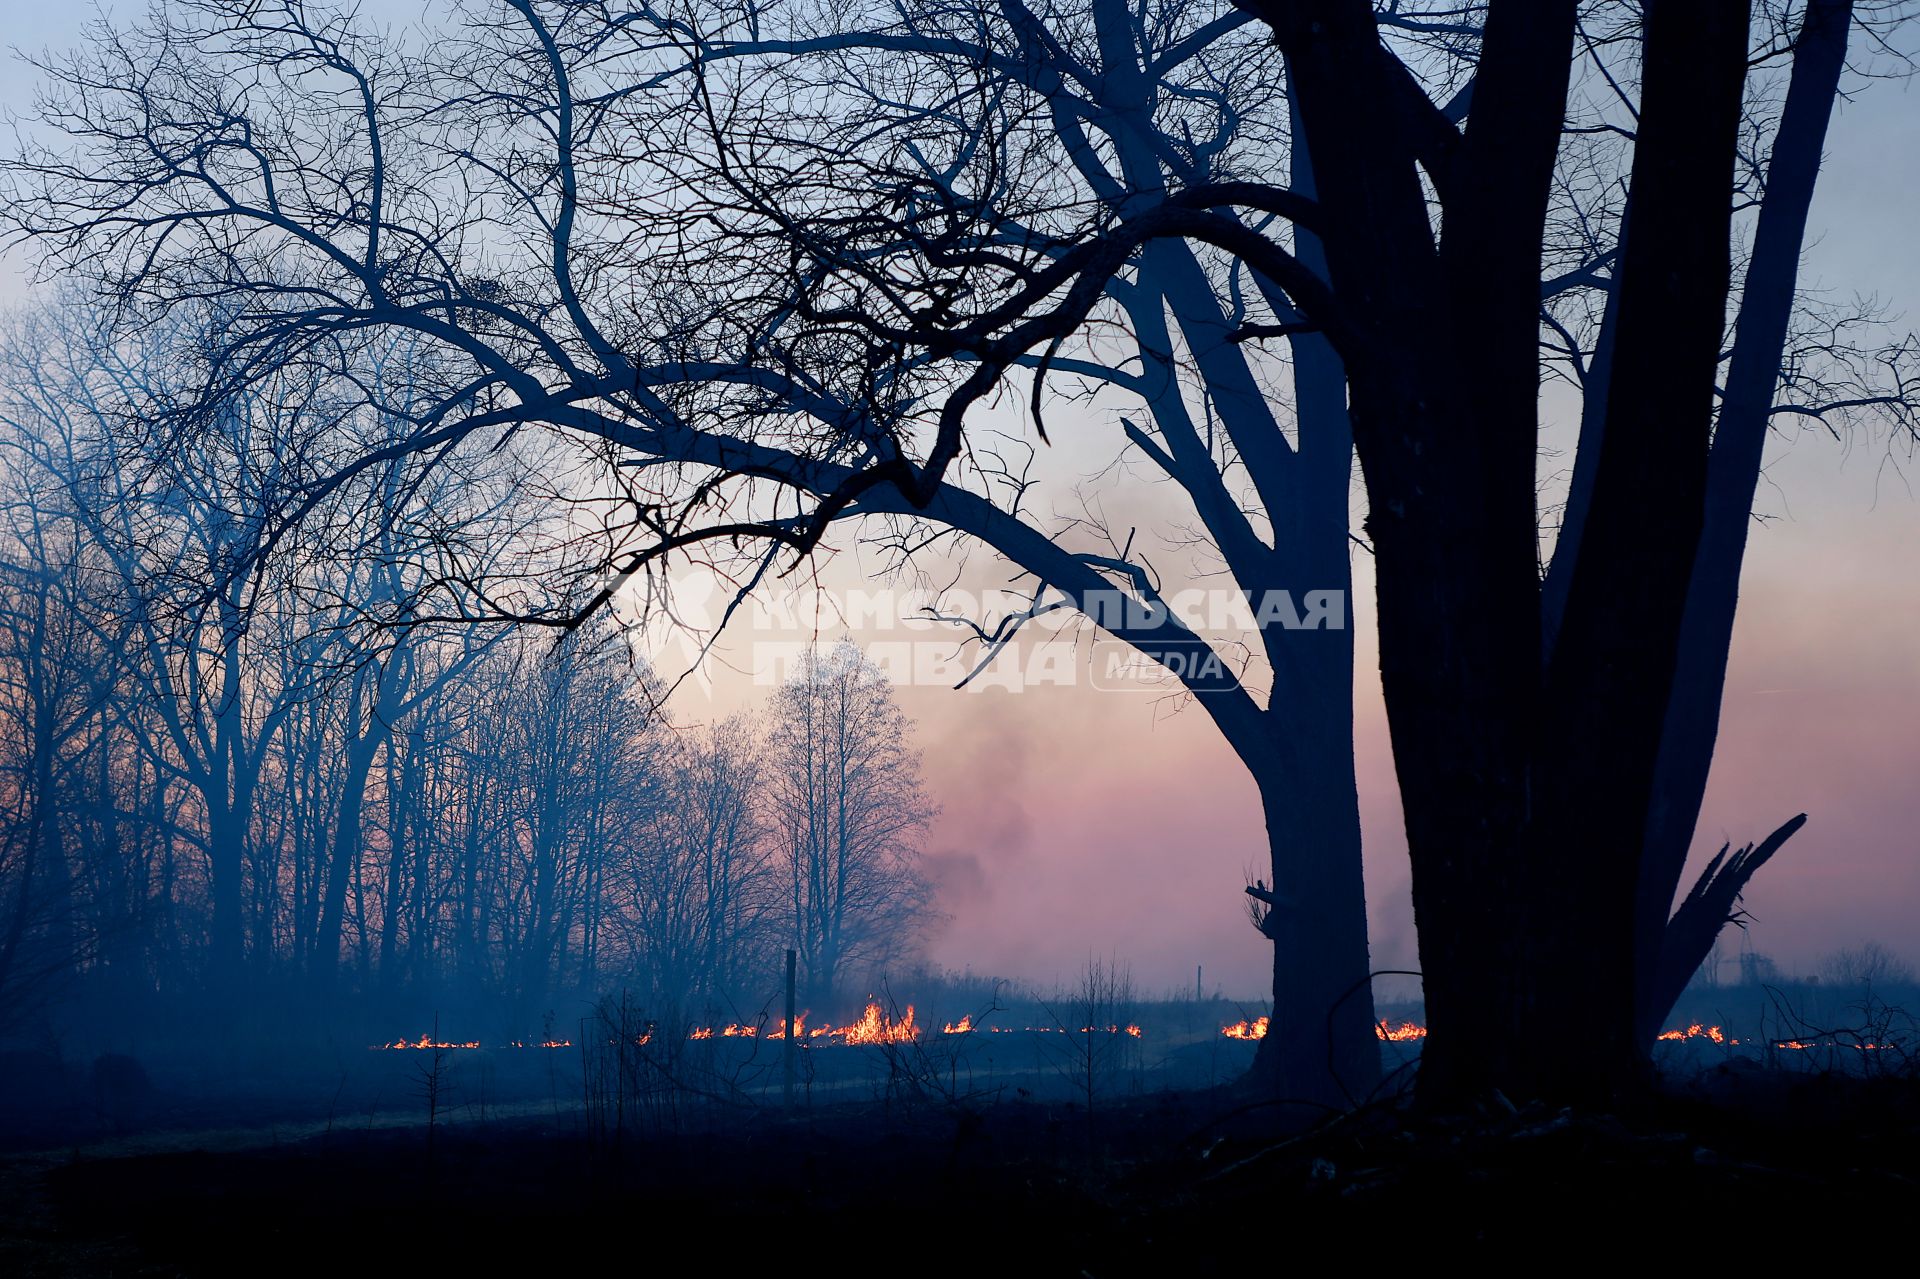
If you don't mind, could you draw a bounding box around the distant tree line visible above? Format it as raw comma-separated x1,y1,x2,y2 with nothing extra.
0,309,933,1035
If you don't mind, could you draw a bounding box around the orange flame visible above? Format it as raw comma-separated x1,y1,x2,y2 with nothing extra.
686,1004,917,1044
943,1015,974,1034
1220,1016,1429,1042
1657,1022,1728,1045
375,1034,481,1050
841,1000,920,1045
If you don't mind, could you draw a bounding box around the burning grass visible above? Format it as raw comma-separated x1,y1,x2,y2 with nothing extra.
371,999,928,1052
374,1035,482,1051
1218,1016,1427,1042
371,1012,1897,1057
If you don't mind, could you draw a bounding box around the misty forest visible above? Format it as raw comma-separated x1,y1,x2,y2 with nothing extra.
3,0,1920,1269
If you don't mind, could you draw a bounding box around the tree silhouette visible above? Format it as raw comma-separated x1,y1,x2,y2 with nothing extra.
7,0,1914,1100
767,641,935,1003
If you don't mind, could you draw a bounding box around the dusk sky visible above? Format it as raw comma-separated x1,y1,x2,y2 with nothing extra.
650,45,1920,997
5,2,1917,999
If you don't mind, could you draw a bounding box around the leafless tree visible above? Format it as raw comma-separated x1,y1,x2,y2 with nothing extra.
767,641,935,1003
0,0,1390,1099
7,0,1916,1103
1822,942,1916,990
620,0,1919,1098
1038,955,1140,1130
0,432,123,1028
620,715,775,1010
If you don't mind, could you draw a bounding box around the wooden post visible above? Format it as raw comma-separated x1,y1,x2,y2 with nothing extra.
784,948,797,1110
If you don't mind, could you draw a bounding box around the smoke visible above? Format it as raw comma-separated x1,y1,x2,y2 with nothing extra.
914,704,1034,945
922,849,991,914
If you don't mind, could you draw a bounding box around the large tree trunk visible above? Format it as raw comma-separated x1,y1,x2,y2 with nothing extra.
1268,0,1552,1101
1245,724,1379,1105
1269,0,1754,1101
1243,83,1380,1105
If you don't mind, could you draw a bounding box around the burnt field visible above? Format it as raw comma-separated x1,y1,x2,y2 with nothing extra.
0,1008,1363,1154
6,1064,1920,1274
4,976,1908,1157
6,988,1920,1274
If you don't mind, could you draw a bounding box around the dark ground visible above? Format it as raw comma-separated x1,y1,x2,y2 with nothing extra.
5,1063,1919,1275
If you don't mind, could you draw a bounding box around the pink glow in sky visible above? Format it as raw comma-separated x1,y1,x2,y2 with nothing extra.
865,432,1920,998
661,76,1920,998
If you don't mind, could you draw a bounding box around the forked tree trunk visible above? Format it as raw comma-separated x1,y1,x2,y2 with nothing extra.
1269,0,1754,1102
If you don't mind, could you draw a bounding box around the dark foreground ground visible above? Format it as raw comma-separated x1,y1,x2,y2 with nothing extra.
4,1062,1919,1275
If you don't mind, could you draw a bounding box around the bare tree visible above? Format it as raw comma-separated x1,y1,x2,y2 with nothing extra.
0,439,123,1026
627,0,1917,1097
1822,942,1916,990
1039,955,1140,1131
0,303,345,996
620,715,774,1010
766,641,934,1003
0,302,841,1037
7,0,1915,1103
0,0,1389,1101
481,629,666,1024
